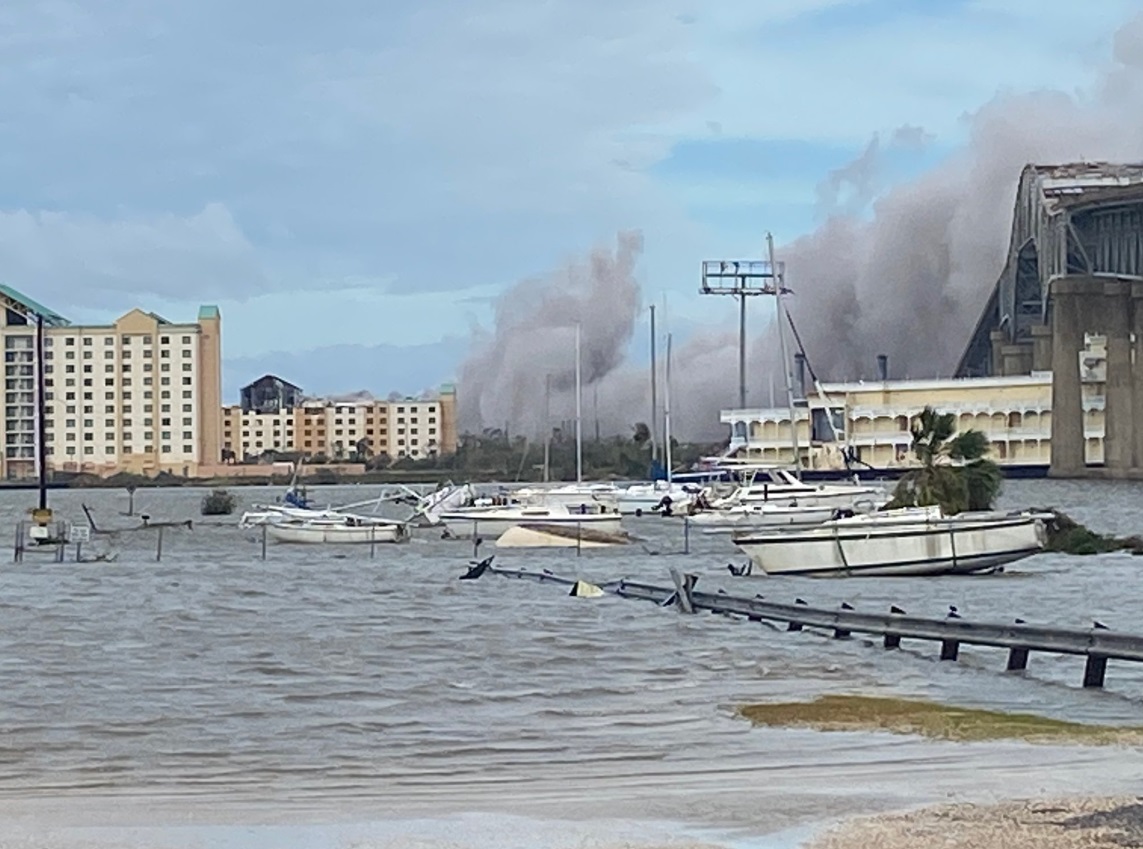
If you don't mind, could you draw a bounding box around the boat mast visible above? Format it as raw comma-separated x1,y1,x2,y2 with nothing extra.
649,304,658,465
665,333,673,485
574,322,583,484
542,373,551,483
769,232,802,476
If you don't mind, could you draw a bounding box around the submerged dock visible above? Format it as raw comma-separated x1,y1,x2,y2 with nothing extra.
461,558,1143,690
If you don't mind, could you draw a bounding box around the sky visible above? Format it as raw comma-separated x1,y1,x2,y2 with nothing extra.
2,0,1140,408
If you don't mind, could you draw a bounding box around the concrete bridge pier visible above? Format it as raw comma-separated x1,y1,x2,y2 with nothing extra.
1050,276,1140,478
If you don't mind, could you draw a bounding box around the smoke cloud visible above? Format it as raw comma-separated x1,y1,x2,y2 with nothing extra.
459,13,1143,442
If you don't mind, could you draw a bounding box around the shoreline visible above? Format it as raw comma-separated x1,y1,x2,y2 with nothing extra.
804,796,1143,849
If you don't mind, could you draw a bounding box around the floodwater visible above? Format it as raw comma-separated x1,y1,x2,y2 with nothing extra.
0,479,1142,848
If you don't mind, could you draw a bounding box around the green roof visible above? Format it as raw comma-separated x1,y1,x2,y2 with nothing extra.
198,305,220,320
0,284,70,326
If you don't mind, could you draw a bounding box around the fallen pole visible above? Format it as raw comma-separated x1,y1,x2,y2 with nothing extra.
460,559,1143,690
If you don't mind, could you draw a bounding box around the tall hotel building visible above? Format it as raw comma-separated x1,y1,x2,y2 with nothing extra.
0,286,221,480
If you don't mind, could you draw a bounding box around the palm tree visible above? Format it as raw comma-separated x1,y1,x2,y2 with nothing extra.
887,407,1002,514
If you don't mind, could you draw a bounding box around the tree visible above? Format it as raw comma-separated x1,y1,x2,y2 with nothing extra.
632,422,651,445
354,437,373,462
887,407,1002,515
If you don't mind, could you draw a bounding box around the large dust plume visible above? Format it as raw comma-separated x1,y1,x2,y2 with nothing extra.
459,13,1143,441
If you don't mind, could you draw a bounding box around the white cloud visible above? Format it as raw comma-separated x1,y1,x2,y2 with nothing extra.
0,203,266,312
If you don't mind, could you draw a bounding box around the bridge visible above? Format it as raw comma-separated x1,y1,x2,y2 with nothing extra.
956,162,1143,478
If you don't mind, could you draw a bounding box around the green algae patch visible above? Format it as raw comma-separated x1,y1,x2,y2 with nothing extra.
738,695,1143,745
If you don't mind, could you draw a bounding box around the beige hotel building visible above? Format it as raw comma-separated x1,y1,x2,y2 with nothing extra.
0,285,223,480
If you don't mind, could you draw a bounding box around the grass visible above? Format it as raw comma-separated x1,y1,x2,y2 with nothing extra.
738,694,1143,744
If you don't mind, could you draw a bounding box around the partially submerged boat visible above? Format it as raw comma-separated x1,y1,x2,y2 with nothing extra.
495,523,632,548
440,502,623,539
731,506,1048,577
686,501,846,534
264,514,409,544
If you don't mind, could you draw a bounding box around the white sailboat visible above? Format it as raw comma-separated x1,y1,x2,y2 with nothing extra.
440,501,624,539
265,514,410,545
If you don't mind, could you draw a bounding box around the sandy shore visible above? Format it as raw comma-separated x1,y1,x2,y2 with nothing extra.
806,797,1143,849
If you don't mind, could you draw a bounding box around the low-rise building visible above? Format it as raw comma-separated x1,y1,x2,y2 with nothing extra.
720,337,1108,473
220,381,457,463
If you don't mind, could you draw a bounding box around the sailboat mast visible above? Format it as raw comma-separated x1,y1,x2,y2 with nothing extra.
574,322,583,484
664,333,673,485
34,312,47,511
543,373,551,483
649,304,658,464
769,232,802,475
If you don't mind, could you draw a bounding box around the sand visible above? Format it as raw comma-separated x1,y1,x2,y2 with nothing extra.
806,797,1143,849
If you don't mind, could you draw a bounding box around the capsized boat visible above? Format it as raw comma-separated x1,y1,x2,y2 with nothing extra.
495,523,632,548
264,514,410,544
731,506,1048,577
440,502,623,539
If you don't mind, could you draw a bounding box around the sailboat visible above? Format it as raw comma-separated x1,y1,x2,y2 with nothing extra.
618,329,699,515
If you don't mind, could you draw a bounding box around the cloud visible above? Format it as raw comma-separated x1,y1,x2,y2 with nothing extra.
0,203,266,312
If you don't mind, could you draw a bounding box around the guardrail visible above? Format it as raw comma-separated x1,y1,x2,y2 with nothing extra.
461,559,1141,690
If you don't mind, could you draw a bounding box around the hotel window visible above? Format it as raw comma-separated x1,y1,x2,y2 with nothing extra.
83,350,92,359
181,349,191,358
182,363,191,371
144,431,153,441
161,445,171,453
122,350,131,358
182,378,192,386
182,444,192,453
104,364,113,373
104,433,114,442
84,446,93,454
123,446,132,454
104,338,113,346
160,336,169,345
161,404,170,413
183,431,192,440
161,364,170,372
142,336,152,345
161,418,171,426
65,338,75,346
182,403,193,412
182,336,191,344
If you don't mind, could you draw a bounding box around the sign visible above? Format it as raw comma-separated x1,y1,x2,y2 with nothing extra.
68,525,91,543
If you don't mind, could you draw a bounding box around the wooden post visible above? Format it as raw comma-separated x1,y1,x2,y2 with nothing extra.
261,523,268,560
75,542,82,562
683,516,690,555
1006,647,1029,671
940,639,959,661
1083,655,1108,688
577,521,582,557
370,524,376,559
13,521,22,563
156,526,164,562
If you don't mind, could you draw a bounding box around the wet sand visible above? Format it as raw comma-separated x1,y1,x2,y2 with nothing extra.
807,797,1143,849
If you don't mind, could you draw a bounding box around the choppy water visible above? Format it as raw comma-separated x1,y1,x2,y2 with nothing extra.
1,479,1142,848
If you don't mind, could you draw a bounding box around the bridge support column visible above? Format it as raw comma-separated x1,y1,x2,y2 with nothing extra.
1030,323,1052,371
1133,283,1143,470
1103,280,1134,474
989,329,1007,376
1049,278,1086,477
1001,343,1033,376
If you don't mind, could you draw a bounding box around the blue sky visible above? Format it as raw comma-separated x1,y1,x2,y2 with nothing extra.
0,0,1138,401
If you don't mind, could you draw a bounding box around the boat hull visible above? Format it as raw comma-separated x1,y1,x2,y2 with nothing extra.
441,513,623,538
733,515,1046,577
265,522,408,544
688,505,839,533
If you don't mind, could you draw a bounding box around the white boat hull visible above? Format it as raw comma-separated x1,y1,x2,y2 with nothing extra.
733,513,1046,577
265,522,408,544
442,512,623,539
688,504,840,533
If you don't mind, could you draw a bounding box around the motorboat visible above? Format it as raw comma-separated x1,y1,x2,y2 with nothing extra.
440,502,624,539
264,514,410,544
707,466,887,510
617,481,701,516
731,506,1047,577
685,501,846,534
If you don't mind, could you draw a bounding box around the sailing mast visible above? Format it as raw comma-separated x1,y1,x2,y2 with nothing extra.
769,232,803,476
34,312,47,514
542,373,551,483
649,304,658,467
664,333,673,484
574,322,583,484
